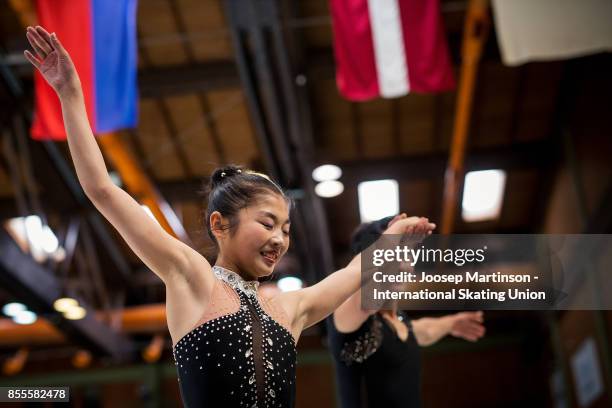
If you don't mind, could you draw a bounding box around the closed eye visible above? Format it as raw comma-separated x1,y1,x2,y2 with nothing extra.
260,222,273,229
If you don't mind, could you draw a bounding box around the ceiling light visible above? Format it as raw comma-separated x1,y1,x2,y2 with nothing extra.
13,310,37,325
64,306,87,320
315,180,344,198
358,179,399,222
312,164,342,182
53,298,79,313
6,215,64,262
462,169,506,222
2,302,26,317
277,276,303,292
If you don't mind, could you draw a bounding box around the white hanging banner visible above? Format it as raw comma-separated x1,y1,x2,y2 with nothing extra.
491,0,612,66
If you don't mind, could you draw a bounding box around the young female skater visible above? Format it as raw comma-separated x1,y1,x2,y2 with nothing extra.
327,215,486,408
24,26,436,407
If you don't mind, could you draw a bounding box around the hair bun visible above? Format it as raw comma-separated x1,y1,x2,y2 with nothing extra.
350,215,395,256
210,165,244,189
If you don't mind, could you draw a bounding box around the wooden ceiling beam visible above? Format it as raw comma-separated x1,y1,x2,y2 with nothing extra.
9,59,239,97
0,139,555,215
138,61,240,97
440,0,490,234
339,140,552,187
116,140,555,204
7,0,36,27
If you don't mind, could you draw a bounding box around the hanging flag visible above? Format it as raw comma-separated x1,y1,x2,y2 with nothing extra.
329,0,455,101
31,0,138,140
492,0,612,66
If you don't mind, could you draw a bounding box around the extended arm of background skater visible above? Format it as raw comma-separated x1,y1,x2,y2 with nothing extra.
411,311,486,346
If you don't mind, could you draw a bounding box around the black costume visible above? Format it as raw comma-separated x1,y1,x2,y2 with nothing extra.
327,311,422,408
173,266,297,407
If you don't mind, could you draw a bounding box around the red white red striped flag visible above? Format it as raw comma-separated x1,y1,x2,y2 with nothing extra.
330,0,456,101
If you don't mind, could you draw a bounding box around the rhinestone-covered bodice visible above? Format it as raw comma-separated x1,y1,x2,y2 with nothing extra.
173,266,297,408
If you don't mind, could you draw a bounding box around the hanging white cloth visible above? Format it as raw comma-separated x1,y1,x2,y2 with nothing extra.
491,0,612,66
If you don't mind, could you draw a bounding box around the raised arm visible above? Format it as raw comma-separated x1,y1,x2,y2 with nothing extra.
411,311,485,346
24,27,213,291
278,216,436,335
332,214,413,333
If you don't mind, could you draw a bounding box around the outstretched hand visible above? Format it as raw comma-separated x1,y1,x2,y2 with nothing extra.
383,214,436,246
24,26,79,97
449,311,486,342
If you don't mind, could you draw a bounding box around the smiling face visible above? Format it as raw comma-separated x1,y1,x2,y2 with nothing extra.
212,193,291,280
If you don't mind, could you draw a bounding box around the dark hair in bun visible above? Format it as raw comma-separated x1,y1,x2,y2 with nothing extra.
349,215,395,256
204,165,290,243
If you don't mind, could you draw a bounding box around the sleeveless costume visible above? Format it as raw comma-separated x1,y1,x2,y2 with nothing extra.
173,266,297,407
327,311,422,408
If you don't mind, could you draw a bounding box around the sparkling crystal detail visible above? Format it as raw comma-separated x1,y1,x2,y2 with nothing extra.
249,374,255,384
213,266,259,297
267,337,273,346
245,349,252,358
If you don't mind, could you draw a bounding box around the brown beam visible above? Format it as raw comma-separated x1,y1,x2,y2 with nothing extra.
138,61,240,97
154,100,193,177
350,103,364,157
440,0,490,234
0,140,555,214
124,140,553,204
340,140,551,186
10,59,239,97
8,0,36,27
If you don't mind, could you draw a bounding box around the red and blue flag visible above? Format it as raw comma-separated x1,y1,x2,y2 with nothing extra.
31,0,138,140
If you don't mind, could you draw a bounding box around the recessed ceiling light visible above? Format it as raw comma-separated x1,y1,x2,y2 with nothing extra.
312,164,342,182
6,216,63,262
64,306,87,320
2,302,26,317
315,180,344,198
358,179,399,222
53,298,79,313
13,310,37,325
462,169,506,222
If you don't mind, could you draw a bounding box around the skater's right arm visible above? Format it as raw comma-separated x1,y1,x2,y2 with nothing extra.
24,26,214,294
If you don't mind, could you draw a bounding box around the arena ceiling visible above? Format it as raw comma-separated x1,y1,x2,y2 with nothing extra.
0,0,610,363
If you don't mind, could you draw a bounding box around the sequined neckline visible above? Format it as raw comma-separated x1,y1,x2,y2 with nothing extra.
213,265,259,298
